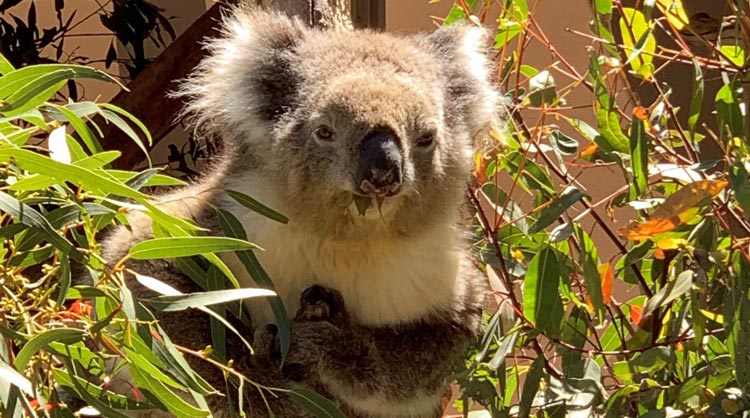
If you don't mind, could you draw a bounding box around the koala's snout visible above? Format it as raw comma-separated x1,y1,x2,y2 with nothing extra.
357,128,403,197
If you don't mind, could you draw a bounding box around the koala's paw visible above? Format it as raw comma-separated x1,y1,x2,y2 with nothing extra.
283,320,340,382
253,323,282,364
295,285,349,326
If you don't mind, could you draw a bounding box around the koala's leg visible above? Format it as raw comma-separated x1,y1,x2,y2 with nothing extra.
284,285,483,418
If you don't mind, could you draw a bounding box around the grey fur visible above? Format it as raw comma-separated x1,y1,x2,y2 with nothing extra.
100,6,500,418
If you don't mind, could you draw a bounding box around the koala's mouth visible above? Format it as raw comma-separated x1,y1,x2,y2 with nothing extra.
351,193,399,218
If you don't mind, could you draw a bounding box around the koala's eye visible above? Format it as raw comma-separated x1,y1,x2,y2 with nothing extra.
415,131,436,148
314,125,335,142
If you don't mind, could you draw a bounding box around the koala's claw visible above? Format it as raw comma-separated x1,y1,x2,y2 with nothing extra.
295,285,348,325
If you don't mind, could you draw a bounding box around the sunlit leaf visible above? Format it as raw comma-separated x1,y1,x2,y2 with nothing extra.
656,0,688,30
619,8,656,79
148,288,276,312
47,125,70,164
619,179,728,240
720,45,745,67
642,270,693,318
129,236,259,259
495,19,522,48
598,262,614,305
715,81,744,143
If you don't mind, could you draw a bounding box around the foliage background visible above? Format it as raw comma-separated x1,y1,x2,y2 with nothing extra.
457,0,750,417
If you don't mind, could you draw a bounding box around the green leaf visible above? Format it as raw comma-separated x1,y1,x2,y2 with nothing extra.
619,8,656,79
226,189,289,224
442,0,480,25
595,0,613,15
505,152,556,197
730,162,750,214
595,108,630,154
217,208,291,360
523,245,563,338
52,369,149,410
0,65,119,116
488,329,519,371
58,358,136,418
0,191,83,262
100,108,151,166
518,355,545,418
526,70,557,106
480,183,528,234
688,59,704,138
109,169,185,187
495,20,522,48
642,270,693,318
628,117,649,199
0,64,119,100
529,186,586,233
549,130,578,155
47,342,104,376
559,306,590,378
725,253,750,392
129,236,259,259
14,329,85,371
720,45,745,66
129,363,209,417
290,387,348,418
124,347,187,391
51,104,103,155
0,54,15,75
0,148,145,199
715,81,745,143
135,273,256,354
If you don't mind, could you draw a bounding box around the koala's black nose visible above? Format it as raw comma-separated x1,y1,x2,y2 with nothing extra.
357,128,403,197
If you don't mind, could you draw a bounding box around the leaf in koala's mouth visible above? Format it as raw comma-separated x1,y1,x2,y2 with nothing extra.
353,195,371,216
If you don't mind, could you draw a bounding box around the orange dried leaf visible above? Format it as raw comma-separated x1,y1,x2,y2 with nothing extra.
633,106,649,120
654,248,666,259
132,387,144,403
70,300,92,317
619,180,728,240
598,263,614,305
630,305,644,324
585,294,594,312
581,143,599,158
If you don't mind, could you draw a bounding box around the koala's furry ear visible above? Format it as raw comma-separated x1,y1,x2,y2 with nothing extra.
420,24,502,137
177,8,308,139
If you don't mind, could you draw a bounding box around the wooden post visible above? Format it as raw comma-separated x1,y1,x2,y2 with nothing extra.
103,0,351,169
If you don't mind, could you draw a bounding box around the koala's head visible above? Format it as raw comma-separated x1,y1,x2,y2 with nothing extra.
181,8,500,239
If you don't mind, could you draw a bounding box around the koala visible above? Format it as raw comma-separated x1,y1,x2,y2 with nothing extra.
100,6,500,418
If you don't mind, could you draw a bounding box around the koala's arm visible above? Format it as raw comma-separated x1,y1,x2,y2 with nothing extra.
285,285,484,417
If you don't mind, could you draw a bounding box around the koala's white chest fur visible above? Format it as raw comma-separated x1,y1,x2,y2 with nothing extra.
222,198,464,327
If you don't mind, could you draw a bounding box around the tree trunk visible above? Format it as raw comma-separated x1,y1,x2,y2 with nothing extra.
104,0,351,169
